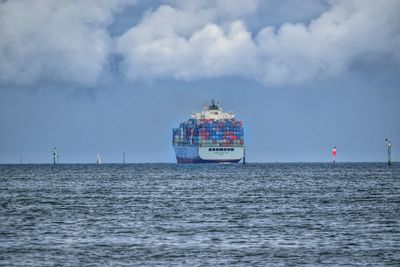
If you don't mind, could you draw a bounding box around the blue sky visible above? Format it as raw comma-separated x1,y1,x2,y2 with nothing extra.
0,0,399,163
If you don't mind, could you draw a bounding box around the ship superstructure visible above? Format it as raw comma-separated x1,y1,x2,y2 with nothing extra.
172,100,245,163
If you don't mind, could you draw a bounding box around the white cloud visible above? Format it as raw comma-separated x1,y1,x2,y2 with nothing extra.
116,18,257,80
255,0,400,84
116,0,400,85
0,0,135,86
164,0,260,18
1,0,399,87
115,0,260,81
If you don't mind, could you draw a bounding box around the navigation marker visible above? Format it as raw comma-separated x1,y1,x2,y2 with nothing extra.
385,138,392,166
332,146,337,163
52,147,58,164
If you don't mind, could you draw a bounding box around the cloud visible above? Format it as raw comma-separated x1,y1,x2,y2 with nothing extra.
255,0,400,84
0,0,399,88
0,0,135,87
115,0,259,81
116,15,257,80
116,0,400,85
163,0,260,18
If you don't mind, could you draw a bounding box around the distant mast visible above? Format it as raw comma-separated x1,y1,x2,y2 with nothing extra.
96,154,101,164
123,152,126,164
332,146,337,163
385,138,392,166
52,147,57,164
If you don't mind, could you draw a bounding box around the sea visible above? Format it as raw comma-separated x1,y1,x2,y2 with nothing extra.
1,163,399,266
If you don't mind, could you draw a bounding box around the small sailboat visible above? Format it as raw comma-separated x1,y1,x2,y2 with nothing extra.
96,154,101,164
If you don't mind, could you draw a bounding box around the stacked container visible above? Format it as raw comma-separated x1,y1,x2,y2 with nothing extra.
172,118,244,147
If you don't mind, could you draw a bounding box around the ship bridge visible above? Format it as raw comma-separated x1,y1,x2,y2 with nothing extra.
191,100,235,120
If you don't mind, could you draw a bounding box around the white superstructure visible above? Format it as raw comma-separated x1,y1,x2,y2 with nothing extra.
191,100,235,120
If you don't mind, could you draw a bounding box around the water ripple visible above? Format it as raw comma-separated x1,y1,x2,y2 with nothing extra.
1,163,399,266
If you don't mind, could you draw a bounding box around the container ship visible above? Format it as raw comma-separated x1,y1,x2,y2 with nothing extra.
172,100,245,163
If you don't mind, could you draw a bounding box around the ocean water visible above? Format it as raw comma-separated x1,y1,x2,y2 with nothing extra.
1,163,399,266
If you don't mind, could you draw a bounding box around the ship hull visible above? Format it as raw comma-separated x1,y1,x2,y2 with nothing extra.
173,145,244,164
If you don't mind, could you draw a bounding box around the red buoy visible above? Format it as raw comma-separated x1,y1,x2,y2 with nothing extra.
332,146,337,163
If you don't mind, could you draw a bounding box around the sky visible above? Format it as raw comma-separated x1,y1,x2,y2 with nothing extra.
0,0,399,163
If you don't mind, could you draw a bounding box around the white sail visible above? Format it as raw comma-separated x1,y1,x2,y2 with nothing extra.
96,154,101,164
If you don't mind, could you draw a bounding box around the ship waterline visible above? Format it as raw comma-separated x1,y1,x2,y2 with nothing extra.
173,145,244,163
